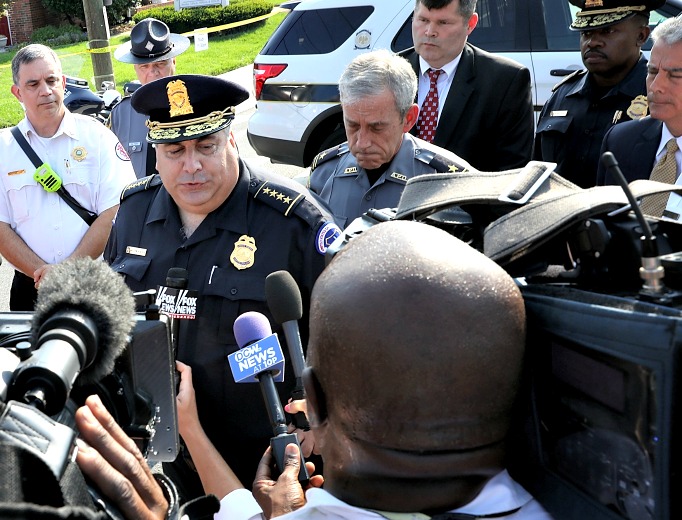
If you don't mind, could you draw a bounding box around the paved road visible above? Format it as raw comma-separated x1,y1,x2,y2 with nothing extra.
0,65,307,312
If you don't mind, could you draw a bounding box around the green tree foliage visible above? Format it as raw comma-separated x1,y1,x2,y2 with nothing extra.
41,0,137,27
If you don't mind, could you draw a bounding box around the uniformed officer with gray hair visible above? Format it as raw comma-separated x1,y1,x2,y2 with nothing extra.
308,49,472,228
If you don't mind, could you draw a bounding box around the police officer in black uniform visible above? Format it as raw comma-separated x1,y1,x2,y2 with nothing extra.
110,18,190,178
104,74,340,500
534,0,664,188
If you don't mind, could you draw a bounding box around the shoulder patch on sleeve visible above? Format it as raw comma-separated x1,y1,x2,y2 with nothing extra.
415,148,470,173
311,142,349,171
120,174,163,202
551,69,586,92
316,221,342,255
116,141,131,161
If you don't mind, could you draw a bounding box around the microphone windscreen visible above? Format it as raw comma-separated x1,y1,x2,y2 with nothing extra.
234,311,272,348
31,258,135,385
265,271,303,323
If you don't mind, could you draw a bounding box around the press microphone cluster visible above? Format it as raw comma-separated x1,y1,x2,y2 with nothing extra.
230,311,309,483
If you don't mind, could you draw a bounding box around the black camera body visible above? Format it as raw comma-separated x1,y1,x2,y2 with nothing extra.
510,284,681,520
0,312,178,463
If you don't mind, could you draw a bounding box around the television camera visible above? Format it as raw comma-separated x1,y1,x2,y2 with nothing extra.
327,158,682,520
0,259,178,488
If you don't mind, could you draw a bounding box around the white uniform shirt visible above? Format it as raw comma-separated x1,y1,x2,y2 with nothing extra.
216,470,553,520
0,110,135,267
417,54,462,121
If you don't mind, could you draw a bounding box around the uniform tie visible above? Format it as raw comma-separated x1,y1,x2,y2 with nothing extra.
641,137,679,217
418,69,443,143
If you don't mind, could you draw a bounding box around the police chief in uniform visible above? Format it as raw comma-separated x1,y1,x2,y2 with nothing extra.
534,0,664,188
309,50,471,228
104,74,340,499
110,18,190,178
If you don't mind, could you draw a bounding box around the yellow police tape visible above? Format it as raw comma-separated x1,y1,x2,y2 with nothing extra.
0,6,286,64
85,7,285,54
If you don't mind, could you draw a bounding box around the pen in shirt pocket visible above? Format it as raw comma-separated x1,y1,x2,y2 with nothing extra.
64,159,71,174
209,265,218,284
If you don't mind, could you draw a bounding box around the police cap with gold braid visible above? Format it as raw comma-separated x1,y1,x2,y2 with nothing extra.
569,0,665,31
131,74,249,144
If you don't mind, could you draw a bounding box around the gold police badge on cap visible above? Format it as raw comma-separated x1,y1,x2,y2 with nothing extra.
626,95,648,120
230,235,257,270
167,79,194,118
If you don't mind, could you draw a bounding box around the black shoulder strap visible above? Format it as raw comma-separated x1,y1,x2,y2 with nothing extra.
10,127,98,226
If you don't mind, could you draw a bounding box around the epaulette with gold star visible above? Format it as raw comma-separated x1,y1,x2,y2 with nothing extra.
120,174,163,202
415,148,469,173
551,69,586,92
310,142,349,171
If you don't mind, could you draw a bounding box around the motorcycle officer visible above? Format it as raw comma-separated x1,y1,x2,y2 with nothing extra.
110,18,190,178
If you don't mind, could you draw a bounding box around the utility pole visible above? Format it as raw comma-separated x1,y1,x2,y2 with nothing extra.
82,0,114,89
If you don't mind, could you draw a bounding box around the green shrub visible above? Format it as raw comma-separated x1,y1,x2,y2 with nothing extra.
132,0,273,34
30,24,88,45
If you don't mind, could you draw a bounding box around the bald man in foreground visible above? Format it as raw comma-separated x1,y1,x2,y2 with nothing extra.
74,220,552,519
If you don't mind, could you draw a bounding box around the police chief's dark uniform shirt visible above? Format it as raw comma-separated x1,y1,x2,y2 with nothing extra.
534,55,648,188
105,160,339,488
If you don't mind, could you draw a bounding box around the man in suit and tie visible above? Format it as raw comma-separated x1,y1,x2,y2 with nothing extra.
402,0,534,172
597,15,682,219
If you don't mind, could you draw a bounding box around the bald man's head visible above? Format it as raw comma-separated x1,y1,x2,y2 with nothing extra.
303,220,526,512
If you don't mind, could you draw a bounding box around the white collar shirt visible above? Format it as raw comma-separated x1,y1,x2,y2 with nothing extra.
0,110,135,266
417,53,462,121
217,469,553,520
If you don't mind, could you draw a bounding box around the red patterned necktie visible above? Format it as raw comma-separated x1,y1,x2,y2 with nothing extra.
418,68,443,143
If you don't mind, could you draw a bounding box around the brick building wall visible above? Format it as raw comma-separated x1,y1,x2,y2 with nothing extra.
8,0,50,45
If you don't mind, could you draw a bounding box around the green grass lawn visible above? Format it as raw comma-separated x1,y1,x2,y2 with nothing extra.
0,11,286,128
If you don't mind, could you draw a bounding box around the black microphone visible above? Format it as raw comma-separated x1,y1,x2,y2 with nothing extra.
165,267,189,357
10,258,135,416
265,270,309,430
233,311,309,484
601,152,665,296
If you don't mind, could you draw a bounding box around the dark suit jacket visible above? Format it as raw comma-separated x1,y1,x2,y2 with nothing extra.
596,116,661,185
405,43,534,171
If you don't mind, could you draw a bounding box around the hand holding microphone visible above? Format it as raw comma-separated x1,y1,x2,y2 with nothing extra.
230,311,309,484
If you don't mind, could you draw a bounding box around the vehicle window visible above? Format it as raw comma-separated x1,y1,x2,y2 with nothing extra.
392,13,413,53
260,6,374,55
544,0,579,50
545,2,679,52
393,0,525,52
471,0,525,51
